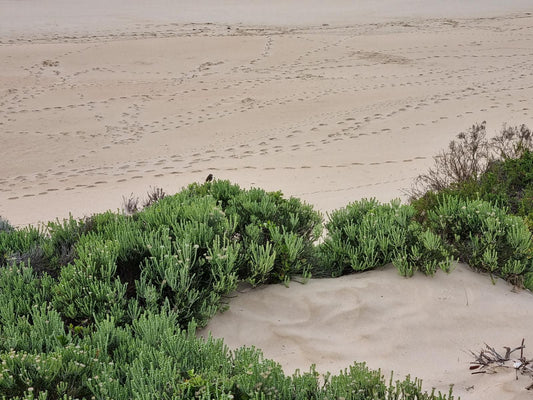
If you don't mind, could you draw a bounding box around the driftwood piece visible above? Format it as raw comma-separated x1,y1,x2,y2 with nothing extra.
470,339,533,390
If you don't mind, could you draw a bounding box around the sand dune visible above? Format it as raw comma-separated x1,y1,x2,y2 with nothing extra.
201,264,533,399
2,2,533,399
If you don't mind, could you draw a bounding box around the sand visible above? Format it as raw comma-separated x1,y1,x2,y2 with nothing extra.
1,1,533,398
201,264,533,399
2,1,533,227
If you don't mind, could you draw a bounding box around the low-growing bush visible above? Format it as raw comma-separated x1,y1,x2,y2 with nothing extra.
407,123,533,291
0,307,456,400
414,195,533,291
0,217,13,233
409,122,532,200
186,180,323,284
319,199,453,278
427,195,533,288
14,180,323,329
411,150,533,229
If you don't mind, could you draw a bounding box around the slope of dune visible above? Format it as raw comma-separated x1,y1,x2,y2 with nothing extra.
201,264,533,400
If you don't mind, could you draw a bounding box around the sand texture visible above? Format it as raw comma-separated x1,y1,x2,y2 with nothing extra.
201,264,533,399
1,3,533,226
2,1,533,398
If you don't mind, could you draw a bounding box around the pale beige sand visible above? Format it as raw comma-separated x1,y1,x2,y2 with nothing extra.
1,3,533,227
201,264,533,399
2,2,533,399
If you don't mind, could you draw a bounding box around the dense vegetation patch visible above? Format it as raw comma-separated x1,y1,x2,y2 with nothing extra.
425,195,533,288
2,122,532,399
0,182,455,399
410,123,533,228
319,199,453,278
412,149,533,230
407,122,533,290
2,181,322,330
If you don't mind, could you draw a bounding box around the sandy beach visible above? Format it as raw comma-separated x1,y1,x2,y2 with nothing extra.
2,1,533,227
2,1,533,398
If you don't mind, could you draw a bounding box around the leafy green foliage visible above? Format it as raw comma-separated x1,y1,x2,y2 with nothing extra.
0,180,459,399
411,150,533,229
408,123,533,290
187,181,323,283
0,217,13,233
0,181,323,329
320,199,453,278
426,195,533,287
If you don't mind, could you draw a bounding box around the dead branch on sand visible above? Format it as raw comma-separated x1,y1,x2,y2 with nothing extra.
470,339,533,390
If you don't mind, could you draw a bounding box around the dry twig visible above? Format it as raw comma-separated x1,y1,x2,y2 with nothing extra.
470,339,533,390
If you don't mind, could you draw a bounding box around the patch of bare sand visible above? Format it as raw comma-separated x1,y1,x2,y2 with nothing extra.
201,264,533,399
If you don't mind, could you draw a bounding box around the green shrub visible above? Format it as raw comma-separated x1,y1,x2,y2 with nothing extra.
410,122,532,200
412,150,533,229
188,181,323,284
0,181,463,399
0,227,47,270
320,199,453,278
47,181,321,328
427,195,533,285
0,217,13,233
